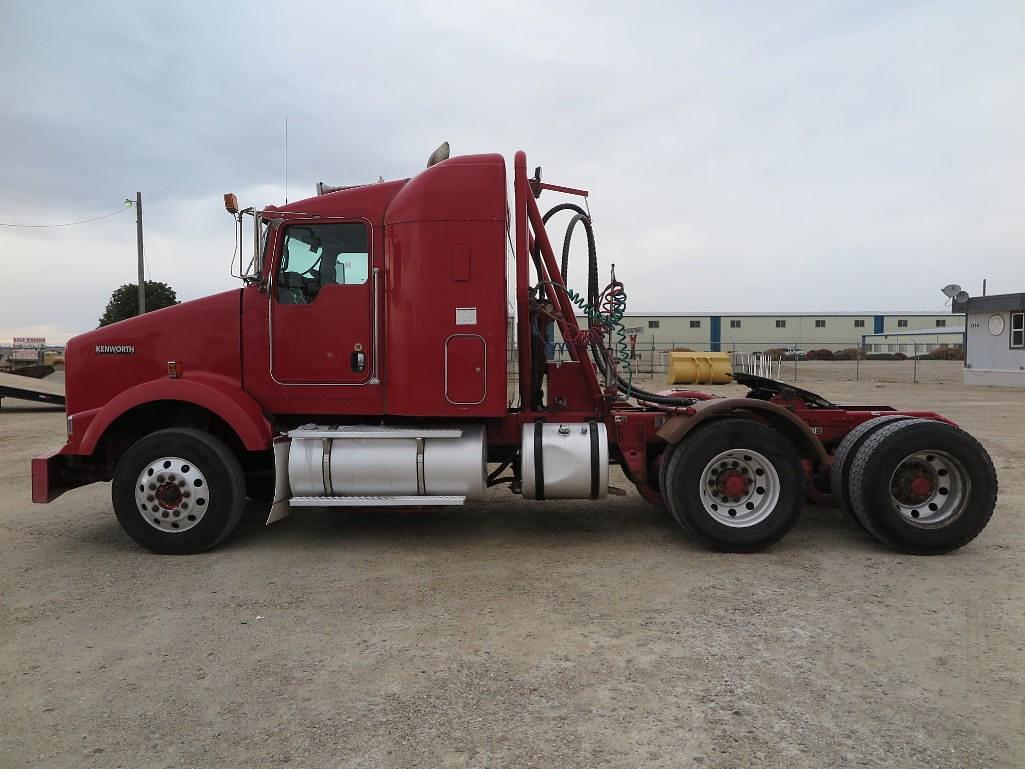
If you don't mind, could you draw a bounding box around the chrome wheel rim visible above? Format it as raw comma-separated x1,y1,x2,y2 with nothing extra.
889,450,968,528
698,449,780,527
135,456,209,533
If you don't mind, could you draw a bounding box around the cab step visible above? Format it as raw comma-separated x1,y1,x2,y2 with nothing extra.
289,495,466,507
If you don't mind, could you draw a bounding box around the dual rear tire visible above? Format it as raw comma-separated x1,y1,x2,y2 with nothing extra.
660,418,805,552
841,419,997,554
829,414,915,530
658,415,998,555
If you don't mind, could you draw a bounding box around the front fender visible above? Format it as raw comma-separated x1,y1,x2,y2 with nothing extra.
78,374,273,455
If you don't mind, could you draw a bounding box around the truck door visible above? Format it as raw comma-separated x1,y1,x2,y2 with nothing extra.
270,220,374,385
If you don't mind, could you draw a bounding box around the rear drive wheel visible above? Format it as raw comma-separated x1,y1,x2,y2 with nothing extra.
112,428,246,554
664,418,804,552
657,442,693,535
830,415,919,528
848,420,997,554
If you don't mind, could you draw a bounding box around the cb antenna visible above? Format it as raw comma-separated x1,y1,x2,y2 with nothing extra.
284,115,289,204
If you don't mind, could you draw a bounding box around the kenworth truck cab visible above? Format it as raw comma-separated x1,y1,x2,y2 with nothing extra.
33,148,997,556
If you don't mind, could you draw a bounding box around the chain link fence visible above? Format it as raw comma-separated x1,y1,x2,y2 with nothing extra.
535,339,966,386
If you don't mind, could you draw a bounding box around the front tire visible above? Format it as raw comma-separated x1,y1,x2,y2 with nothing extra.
112,428,246,554
664,418,805,552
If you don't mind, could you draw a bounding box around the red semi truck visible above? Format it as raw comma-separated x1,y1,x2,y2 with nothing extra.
32,148,997,555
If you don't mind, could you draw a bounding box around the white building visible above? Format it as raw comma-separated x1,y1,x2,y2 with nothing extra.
861,327,965,355
953,292,1025,387
571,311,960,355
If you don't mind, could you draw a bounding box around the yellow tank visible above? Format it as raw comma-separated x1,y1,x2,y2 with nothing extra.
665,351,733,385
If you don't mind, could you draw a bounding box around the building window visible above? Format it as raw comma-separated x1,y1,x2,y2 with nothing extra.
730,320,741,329
689,320,701,329
1012,312,1024,348
854,319,865,328
775,320,786,328
815,320,826,328
897,319,908,328
936,319,947,327
648,320,660,329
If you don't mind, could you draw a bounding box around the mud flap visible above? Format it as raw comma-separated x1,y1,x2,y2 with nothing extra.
266,437,292,525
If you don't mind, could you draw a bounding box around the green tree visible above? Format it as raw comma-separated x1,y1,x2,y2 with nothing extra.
98,281,180,327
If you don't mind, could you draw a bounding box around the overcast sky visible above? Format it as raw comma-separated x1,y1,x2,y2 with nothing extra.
1,1,1022,344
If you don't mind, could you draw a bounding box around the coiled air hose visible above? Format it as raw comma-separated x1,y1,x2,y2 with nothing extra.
538,205,697,408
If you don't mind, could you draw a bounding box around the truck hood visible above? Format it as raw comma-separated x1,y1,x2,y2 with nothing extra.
65,290,243,416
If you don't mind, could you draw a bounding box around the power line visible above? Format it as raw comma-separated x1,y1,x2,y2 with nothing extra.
0,206,129,228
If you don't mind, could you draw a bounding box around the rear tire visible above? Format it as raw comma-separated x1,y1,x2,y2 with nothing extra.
848,420,997,554
664,418,804,552
830,415,918,528
657,442,693,535
112,428,246,554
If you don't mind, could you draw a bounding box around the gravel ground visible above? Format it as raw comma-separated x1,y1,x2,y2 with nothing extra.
1,362,1023,768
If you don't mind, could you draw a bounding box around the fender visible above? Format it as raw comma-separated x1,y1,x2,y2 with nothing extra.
656,397,830,467
78,373,273,455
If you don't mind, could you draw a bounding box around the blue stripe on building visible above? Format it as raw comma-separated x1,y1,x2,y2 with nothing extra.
710,315,721,352
873,315,884,334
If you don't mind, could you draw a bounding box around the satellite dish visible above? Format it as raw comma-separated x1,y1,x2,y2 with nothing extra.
427,141,450,168
954,290,970,304
940,284,962,298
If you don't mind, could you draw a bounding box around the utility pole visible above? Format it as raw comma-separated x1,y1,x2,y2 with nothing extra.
135,191,146,315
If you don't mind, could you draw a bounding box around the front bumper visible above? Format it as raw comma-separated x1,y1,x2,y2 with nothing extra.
31,450,107,503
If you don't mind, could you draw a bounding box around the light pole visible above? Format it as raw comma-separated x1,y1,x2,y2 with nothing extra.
125,193,145,315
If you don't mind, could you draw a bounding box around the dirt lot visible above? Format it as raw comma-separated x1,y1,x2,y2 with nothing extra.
2,362,1023,768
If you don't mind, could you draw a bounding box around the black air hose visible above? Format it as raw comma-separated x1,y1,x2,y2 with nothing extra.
561,213,599,307
537,204,697,409
539,202,595,301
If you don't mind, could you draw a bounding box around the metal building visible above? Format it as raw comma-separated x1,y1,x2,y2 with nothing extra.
953,292,1025,387
860,327,966,355
575,312,961,355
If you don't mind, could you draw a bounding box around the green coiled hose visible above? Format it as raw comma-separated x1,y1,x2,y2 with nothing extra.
565,279,633,398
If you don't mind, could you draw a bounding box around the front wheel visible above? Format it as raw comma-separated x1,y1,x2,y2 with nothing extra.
112,428,246,554
663,418,805,552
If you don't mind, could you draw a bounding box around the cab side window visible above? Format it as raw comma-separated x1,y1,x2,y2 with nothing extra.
276,222,369,304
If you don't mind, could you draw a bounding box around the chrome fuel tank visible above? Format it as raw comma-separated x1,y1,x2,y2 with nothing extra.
287,424,486,500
